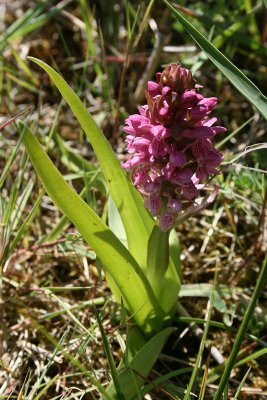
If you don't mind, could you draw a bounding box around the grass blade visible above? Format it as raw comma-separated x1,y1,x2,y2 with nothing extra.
95,308,124,400
164,1,267,119
213,256,267,399
33,321,113,400
233,368,251,400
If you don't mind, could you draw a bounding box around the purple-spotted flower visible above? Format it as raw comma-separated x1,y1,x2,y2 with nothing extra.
123,63,226,231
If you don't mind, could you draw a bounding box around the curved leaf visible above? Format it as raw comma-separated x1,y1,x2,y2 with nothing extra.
164,1,267,120
20,121,166,335
27,56,153,271
105,327,176,400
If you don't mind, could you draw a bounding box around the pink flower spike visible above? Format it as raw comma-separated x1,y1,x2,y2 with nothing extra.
122,62,226,231
173,186,220,226
191,105,209,121
151,125,171,138
132,137,150,152
180,90,199,106
181,126,216,139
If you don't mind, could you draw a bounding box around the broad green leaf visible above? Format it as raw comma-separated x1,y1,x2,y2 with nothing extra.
20,122,166,335
108,195,128,248
55,134,107,195
164,1,267,120
27,56,153,271
155,228,181,315
105,327,176,400
145,225,181,316
159,257,180,314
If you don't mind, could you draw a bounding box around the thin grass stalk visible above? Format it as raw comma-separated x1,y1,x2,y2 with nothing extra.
32,374,59,400
33,321,113,400
198,353,210,400
213,255,267,399
95,308,125,400
163,0,267,119
176,316,267,347
112,11,137,139
216,116,254,150
183,266,219,400
7,189,44,257
28,330,68,399
233,367,251,400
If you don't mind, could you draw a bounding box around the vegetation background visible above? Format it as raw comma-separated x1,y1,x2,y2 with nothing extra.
0,0,266,398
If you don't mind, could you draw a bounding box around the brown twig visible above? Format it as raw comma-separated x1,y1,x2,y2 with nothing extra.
0,106,33,130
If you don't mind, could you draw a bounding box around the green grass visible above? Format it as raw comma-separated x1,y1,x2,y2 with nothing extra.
1,1,267,399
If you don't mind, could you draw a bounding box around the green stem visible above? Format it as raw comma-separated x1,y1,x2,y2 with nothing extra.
147,224,170,299
213,256,267,400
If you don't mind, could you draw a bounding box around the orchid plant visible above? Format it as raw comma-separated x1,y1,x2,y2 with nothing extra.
20,58,225,398
16,1,267,397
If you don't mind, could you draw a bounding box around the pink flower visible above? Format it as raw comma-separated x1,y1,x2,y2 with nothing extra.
122,63,226,231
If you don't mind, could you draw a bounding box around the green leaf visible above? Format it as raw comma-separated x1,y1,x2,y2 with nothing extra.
157,230,181,314
105,327,176,400
164,1,267,120
95,308,124,400
213,256,267,399
55,134,107,195
169,228,181,278
27,56,153,271
20,122,166,335
147,225,170,299
108,195,128,248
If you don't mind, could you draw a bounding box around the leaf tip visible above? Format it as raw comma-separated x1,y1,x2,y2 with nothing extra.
27,56,42,67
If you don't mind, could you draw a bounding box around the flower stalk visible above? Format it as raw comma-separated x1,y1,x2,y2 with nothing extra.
147,224,170,299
